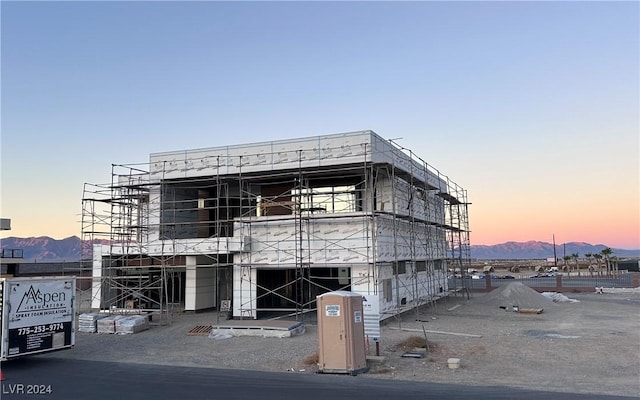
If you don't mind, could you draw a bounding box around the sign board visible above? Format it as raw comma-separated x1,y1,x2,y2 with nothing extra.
354,310,362,323
220,299,231,312
362,295,380,342
325,304,340,317
2,278,75,358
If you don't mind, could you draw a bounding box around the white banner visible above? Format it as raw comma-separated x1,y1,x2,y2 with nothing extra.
8,279,74,329
362,295,380,341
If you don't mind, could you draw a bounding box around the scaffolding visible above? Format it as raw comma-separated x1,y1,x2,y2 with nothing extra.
80,164,176,324
80,131,470,322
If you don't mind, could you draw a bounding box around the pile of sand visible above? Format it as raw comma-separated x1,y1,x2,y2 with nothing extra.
477,281,555,310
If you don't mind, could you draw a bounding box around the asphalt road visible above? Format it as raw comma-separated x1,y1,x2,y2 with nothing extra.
1,357,635,400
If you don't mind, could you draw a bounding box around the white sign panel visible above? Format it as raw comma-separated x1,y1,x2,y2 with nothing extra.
3,278,76,358
9,279,74,329
325,304,340,317
362,295,380,341
354,310,362,323
220,299,231,312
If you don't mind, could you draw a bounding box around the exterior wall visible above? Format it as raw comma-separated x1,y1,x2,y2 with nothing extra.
350,264,376,295
374,263,448,318
376,175,446,224
233,265,256,318
375,215,447,261
146,131,450,198
148,131,373,182
91,244,105,310
185,256,217,311
147,238,238,256
234,215,372,267
369,134,446,192
148,187,162,242
106,237,239,257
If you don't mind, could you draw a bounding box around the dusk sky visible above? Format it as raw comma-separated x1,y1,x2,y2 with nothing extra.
1,1,638,249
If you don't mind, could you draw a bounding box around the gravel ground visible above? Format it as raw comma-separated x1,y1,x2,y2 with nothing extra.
40,290,640,397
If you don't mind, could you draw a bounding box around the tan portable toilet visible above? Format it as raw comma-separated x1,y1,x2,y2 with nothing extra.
316,291,368,375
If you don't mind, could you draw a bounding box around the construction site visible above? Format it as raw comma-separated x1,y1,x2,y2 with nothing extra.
80,130,470,323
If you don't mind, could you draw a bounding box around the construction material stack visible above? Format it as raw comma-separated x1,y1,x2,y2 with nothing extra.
78,313,108,333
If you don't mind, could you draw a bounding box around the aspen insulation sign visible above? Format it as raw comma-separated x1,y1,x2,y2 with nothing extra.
2,278,75,358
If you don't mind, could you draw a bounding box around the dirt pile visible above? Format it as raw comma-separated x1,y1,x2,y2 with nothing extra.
477,281,555,310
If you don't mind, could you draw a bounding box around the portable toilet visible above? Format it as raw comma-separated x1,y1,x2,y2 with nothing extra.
316,291,368,375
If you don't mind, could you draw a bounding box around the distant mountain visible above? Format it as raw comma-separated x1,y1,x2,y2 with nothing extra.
1,236,84,262
470,241,640,260
1,236,638,262
0,236,110,262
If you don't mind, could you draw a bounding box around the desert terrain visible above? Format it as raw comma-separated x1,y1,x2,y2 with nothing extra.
39,285,640,398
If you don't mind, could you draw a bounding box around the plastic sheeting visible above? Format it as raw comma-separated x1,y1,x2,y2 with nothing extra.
541,292,580,303
97,315,128,334
115,315,149,334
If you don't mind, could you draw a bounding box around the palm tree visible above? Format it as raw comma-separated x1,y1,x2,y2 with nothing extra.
572,253,580,277
593,253,603,276
585,253,593,276
611,256,619,277
563,255,572,276
601,247,613,276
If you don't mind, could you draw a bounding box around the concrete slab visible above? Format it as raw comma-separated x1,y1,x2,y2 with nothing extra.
213,319,302,330
211,319,305,338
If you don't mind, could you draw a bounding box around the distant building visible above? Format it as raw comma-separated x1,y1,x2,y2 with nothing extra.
618,260,640,272
0,218,23,276
82,131,470,320
0,218,11,231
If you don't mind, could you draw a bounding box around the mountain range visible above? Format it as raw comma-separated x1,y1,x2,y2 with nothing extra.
469,240,639,260
1,236,638,262
0,236,104,262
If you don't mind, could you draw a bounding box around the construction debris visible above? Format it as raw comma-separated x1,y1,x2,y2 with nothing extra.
542,292,580,303
401,352,425,358
208,330,233,340
447,358,461,369
523,330,581,340
516,308,544,314
601,287,640,294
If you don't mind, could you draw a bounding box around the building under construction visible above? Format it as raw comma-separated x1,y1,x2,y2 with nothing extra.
81,131,470,322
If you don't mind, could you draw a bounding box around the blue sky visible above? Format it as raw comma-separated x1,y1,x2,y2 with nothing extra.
1,1,638,249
